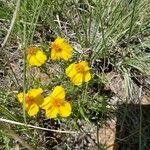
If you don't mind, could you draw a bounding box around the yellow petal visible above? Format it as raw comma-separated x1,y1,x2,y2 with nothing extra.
45,107,59,118
59,101,71,117
54,37,64,45
26,103,39,116
17,92,24,103
34,95,44,106
84,72,92,82
61,50,72,61
65,64,76,78
61,42,72,61
80,61,90,71
71,73,83,85
41,96,52,110
35,50,47,65
51,86,65,99
62,42,72,50
28,88,43,98
28,55,41,66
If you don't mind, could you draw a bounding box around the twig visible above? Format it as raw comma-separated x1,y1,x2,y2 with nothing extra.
0,118,77,134
1,0,20,48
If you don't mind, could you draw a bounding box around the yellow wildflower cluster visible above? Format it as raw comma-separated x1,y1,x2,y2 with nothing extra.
17,36,92,118
17,86,71,118
27,37,73,66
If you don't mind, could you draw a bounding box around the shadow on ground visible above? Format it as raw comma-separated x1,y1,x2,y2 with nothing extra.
115,104,150,150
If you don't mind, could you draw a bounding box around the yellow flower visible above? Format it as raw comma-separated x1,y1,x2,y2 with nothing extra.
17,88,44,116
41,86,71,118
65,61,91,85
27,47,47,66
51,37,73,61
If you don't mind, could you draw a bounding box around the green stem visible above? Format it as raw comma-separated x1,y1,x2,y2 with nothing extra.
127,0,138,48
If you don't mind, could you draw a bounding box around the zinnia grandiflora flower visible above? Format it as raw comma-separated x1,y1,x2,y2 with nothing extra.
27,47,47,66
17,88,44,116
65,61,91,85
51,37,73,61
41,86,71,118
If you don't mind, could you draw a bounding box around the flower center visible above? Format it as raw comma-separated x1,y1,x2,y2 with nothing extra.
52,98,63,107
75,64,85,73
52,43,62,53
25,95,33,104
28,47,38,55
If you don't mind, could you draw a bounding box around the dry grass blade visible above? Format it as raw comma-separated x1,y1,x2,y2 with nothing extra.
0,118,77,134
1,0,20,49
